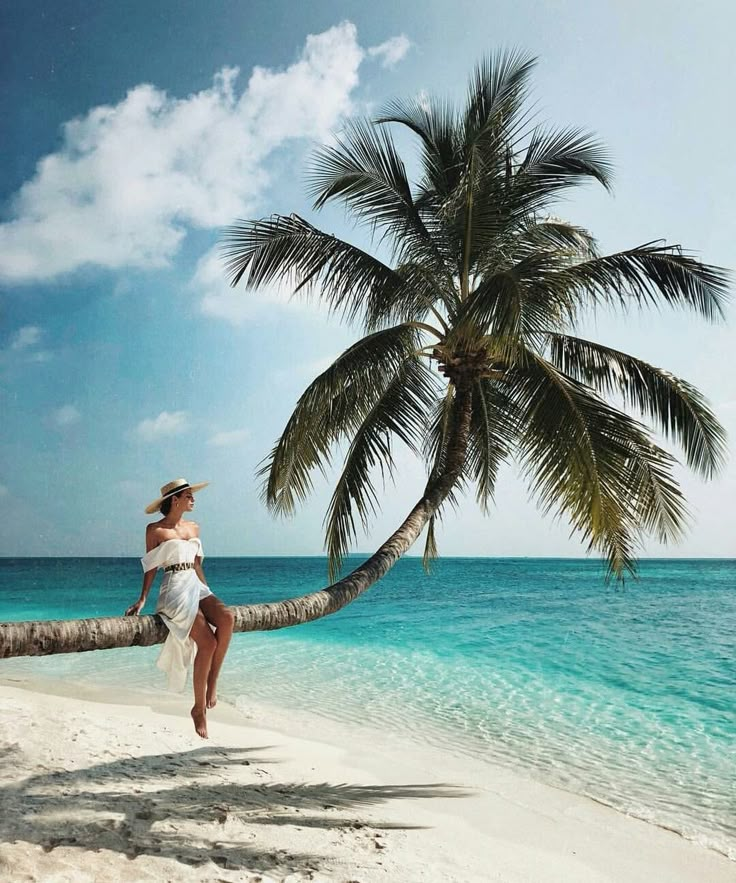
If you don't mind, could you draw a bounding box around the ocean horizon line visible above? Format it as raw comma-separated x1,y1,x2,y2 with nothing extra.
1,553,734,561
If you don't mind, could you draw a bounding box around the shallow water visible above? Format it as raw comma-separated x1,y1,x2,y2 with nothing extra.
1,556,734,857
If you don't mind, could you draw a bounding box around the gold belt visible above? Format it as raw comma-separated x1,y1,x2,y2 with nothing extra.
164,562,195,573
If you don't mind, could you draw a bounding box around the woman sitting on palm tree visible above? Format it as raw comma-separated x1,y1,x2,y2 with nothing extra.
125,479,234,739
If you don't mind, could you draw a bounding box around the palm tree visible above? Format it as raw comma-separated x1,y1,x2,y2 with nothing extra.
1,51,728,660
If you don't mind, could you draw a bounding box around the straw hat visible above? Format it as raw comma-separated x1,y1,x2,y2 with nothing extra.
144,478,209,514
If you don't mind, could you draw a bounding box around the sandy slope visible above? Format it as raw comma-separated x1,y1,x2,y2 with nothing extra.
0,680,732,883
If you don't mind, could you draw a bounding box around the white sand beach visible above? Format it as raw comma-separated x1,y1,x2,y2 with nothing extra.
0,680,733,883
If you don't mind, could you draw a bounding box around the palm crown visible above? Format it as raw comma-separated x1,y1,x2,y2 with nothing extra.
222,50,728,581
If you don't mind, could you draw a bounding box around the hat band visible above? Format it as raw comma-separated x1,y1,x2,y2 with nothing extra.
161,483,190,500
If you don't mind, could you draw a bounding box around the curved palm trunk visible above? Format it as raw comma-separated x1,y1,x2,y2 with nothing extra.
0,383,474,660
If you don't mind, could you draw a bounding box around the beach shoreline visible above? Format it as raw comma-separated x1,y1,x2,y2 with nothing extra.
0,677,732,883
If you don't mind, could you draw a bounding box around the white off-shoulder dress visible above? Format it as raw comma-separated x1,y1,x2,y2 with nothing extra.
140,538,212,692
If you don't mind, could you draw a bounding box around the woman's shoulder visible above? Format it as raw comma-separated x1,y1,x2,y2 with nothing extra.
145,521,167,549
145,520,200,547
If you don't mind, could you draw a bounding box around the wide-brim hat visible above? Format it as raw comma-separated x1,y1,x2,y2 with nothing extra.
144,478,209,514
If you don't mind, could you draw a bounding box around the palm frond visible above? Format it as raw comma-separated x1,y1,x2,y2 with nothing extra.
472,215,598,285
463,49,537,149
324,357,438,579
308,119,451,277
548,333,728,477
452,134,608,275
517,126,613,199
555,243,729,321
445,50,539,293
419,384,473,572
623,435,688,545
422,514,439,573
466,379,517,512
453,251,573,343
423,384,457,489
371,260,456,330
223,214,425,328
376,94,459,198
509,351,688,576
259,324,421,516
516,218,599,260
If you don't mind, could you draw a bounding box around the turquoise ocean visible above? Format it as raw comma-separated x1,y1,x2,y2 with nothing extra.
1,556,734,859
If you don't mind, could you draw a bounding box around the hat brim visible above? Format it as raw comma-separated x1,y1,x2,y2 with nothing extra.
144,481,209,515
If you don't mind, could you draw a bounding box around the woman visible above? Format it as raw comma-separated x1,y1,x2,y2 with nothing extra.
125,479,235,739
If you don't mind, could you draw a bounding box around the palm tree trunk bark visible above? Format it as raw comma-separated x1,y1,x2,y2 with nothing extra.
1,383,474,660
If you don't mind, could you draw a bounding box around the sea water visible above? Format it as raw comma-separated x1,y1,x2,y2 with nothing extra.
0,556,734,858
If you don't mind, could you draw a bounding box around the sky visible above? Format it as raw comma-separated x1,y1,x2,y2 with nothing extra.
1,0,734,559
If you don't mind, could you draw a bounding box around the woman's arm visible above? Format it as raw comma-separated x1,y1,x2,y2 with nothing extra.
125,568,157,616
125,525,160,616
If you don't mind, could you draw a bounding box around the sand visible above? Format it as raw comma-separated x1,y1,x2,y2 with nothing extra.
0,678,732,883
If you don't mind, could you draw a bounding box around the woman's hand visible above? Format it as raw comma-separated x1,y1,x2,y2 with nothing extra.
125,599,145,616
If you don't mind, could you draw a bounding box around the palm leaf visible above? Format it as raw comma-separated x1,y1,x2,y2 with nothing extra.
376,94,459,198
508,350,688,576
324,357,438,579
308,119,449,277
517,126,613,199
421,514,439,573
370,260,456,330
451,51,538,293
221,214,403,328
222,213,454,330
622,434,688,545
453,251,573,344
547,333,728,477
259,324,421,516
423,384,458,491
555,243,729,320
463,49,537,149
466,379,517,511
419,384,470,566
456,133,608,275
514,217,599,261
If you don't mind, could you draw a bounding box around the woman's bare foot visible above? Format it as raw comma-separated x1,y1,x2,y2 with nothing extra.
206,680,217,709
191,705,208,739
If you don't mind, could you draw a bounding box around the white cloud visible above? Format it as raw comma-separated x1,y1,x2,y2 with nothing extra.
118,479,145,496
0,22,369,284
417,90,432,113
1,324,51,364
135,410,190,441
51,404,80,427
29,350,52,363
10,325,42,350
208,428,250,447
368,35,411,68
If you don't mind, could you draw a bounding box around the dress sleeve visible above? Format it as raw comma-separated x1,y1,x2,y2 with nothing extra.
141,544,168,572
194,537,204,562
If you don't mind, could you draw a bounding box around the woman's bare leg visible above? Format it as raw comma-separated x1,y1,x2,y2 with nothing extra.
199,596,235,709
189,611,216,738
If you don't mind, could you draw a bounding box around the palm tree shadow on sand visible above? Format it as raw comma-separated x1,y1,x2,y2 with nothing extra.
1,743,472,875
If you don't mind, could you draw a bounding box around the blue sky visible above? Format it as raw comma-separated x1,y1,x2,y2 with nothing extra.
1,0,734,558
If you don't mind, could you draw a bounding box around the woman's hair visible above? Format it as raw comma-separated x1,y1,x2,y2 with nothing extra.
159,494,179,516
